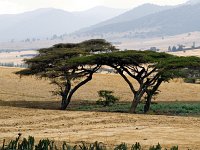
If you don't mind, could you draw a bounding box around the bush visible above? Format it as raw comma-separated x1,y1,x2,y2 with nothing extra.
96,90,119,106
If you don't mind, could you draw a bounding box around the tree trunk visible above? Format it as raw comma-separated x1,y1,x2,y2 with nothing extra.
60,81,71,110
130,94,140,113
60,92,73,110
143,79,163,113
144,93,153,113
60,93,71,110
60,73,94,110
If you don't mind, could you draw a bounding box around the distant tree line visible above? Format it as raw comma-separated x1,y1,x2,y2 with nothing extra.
168,42,200,52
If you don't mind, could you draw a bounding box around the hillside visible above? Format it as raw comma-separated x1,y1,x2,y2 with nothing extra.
78,4,200,38
80,4,172,32
187,0,200,4
0,7,125,41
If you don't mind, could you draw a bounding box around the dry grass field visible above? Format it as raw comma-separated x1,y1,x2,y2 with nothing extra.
0,50,38,64
168,49,200,57
0,67,200,149
118,32,200,51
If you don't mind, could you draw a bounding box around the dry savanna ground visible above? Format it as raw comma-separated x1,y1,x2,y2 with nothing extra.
168,49,200,57
0,50,38,64
118,31,200,51
0,67,200,149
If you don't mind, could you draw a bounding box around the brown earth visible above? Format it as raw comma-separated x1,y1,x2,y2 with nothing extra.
0,67,200,149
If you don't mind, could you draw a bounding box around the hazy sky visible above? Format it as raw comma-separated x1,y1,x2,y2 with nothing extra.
0,0,188,14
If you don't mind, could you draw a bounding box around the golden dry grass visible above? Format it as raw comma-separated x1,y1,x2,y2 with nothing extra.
1,67,200,103
0,67,200,149
168,49,200,57
0,50,38,64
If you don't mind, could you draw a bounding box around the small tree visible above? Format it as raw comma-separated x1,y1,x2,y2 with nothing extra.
192,41,196,49
96,90,119,106
172,46,177,51
168,46,172,52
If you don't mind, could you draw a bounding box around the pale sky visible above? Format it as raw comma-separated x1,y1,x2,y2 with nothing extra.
0,0,188,14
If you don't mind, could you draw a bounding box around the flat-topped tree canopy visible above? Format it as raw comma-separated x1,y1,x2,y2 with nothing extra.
159,56,200,80
67,50,175,67
69,50,200,74
159,56,200,69
49,39,116,53
17,39,117,76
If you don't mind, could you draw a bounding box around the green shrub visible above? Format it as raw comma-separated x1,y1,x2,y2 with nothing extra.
2,133,21,150
35,139,58,150
18,136,35,150
62,142,77,150
0,135,185,150
170,146,178,150
114,143,128,150
79,141,106,150
131,142,141,150
92,141,106,150
96,90,119,106
149,143,162,150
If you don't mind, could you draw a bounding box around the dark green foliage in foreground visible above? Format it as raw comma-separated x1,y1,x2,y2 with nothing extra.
149,143,161,150
35,139,59,150
96,90,119,106
1,134,34,150
131,142,141,150
1,135,180,150
170,146,179,150
114,143,128,150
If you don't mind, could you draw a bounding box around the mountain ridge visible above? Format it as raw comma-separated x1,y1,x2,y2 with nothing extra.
0,7,126,41
77,3,200,39
77,3,173,34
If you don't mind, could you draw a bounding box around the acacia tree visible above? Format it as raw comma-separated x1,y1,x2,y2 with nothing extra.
74,50,200,113
143,56,200,113
16,39,117,110
16,38,200,113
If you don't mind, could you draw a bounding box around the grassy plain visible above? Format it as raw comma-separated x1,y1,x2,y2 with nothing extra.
0,67,200,149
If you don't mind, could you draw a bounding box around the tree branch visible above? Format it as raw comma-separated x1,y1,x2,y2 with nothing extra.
110,65,136,94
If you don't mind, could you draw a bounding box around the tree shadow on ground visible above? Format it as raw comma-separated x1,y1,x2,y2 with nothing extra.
0,99,61,110
0,99,129,113
1,99,199,117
